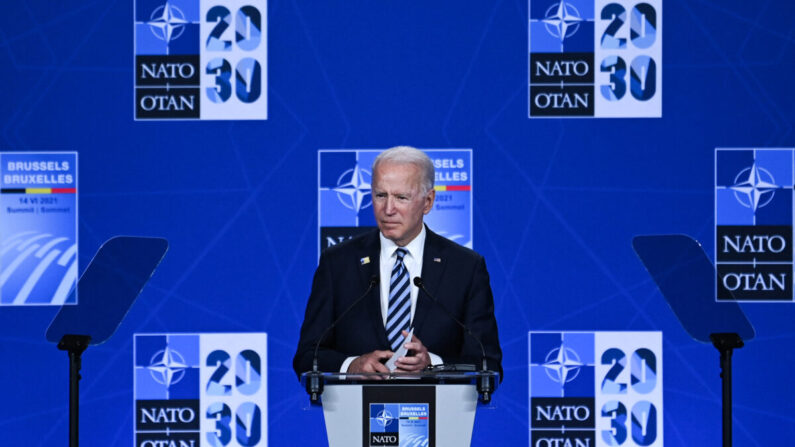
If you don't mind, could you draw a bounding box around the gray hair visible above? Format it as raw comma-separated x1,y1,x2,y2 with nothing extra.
372,146,435,194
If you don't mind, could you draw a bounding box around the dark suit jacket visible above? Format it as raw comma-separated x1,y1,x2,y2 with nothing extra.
293,227,502,379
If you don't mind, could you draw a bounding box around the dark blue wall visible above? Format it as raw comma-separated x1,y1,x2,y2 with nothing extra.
1,0,793,445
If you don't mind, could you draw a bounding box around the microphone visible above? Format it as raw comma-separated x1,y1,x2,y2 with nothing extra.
413,276,494,403
307,275,379,403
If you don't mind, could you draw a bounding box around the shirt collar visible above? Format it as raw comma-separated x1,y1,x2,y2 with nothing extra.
379,225,426,260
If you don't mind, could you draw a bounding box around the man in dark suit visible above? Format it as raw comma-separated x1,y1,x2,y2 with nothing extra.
293,146,502,378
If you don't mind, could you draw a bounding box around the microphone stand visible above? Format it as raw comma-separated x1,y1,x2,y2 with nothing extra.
413,277,494,404
306,276,379,404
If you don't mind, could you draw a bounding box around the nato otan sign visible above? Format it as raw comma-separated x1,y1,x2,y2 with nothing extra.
134,333,268,446
134,0,267,120
715,148,794,301
528,0,662,117
528,331,663,447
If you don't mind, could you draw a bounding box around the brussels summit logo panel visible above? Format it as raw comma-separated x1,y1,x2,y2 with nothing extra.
0,152,78,306
134,333,268,447
318,149,472,254
368,403,429,447
528,0,662,117
528,331,663,447
134,0,267,120
715,148,794,302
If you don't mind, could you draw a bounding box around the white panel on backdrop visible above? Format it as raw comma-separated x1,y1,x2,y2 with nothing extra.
134,333,268,446
528,331,663,447
0,152,78,305
134,0,267,120
528,0,662,117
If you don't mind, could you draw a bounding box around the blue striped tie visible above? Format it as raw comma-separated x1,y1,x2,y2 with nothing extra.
385,248,411,351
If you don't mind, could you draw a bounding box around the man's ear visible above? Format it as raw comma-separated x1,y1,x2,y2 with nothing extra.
423,189,435,215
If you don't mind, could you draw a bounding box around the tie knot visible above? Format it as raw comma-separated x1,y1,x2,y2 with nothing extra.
394,247,407,261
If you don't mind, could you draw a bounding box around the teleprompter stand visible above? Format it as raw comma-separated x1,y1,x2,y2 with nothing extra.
633,235,755,447
709,332,744,446
57,334,92,447
46,236,169,447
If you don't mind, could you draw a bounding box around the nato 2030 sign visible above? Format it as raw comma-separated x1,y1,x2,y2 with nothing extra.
318,149,472,254
529,331,663,447
134,333,268,447
134,0,267,120
715,148,794,302
0,152,78,306
528,0,662,117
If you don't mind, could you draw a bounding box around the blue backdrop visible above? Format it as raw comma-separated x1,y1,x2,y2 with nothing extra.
1,0,794,445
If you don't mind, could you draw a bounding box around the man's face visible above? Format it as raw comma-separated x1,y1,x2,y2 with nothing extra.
372,161,435,247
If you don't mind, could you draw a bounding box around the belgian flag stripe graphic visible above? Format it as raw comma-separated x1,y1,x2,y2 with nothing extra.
433,185,471,191
1,188,76,194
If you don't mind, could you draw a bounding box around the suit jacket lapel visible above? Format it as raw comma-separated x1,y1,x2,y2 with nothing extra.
357,231,389,347
413,227,446,334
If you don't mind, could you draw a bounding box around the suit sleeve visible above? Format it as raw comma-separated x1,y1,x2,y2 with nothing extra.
460,255,503,379
292,252,349,378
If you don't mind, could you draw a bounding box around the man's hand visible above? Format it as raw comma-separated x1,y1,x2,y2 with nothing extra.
348,350,393,374
395,331,431,373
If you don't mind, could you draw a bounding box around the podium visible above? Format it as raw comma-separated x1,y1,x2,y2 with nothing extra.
301,371,499,447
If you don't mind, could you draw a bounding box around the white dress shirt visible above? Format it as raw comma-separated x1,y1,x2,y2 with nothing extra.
377,226,425,325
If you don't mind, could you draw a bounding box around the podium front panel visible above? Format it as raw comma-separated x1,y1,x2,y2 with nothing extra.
321,383,477,447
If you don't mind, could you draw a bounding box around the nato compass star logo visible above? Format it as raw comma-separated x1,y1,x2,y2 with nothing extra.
147,1,188,43
334,164,372,212
542,344,583,384
147,346,188,387
542,1,585,43
375,409,396,428
730,163,780,211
